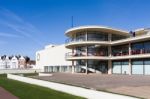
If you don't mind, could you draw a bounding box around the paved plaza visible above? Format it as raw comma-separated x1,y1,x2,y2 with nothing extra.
33,73,150,99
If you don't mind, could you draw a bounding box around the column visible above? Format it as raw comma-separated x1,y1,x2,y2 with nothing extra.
108,60,112,74
86,29,88,41
85,60,88,74
108,34,112,41
72,61,75,73
129,43,131,55
108,46,112,57
108,34,112,74
129,59,132,75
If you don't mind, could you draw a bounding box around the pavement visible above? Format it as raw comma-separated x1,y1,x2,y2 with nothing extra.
33,73,150,99
0,87,18,99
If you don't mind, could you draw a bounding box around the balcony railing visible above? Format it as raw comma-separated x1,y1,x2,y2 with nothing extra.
112,51,129,56
65,37,108,44
66,52,86,58
65,38,86,44
87,51,107,56
131,49,150,55
66,51,108,58
112,49,150,57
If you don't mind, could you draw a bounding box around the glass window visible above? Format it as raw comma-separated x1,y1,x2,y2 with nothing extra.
48,66,53,72
131,43,143,50
112,34,127,41
87,46,108,56
44,66,48,72
132,60,143,74
144,60,150,75
112,61,129,74
144,41,150,53
87,31,108,41
113,62,121,74
122,61,129,74
76,32,86,41
112,45,129,56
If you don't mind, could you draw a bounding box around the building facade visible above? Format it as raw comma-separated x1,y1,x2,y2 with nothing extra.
0,55,33,69
36,44,72,72
36,25,150,75
65,26,150,75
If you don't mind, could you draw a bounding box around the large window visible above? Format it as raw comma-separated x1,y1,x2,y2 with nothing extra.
88,60,108,73
75,46,86,56
76,60,108,73
144,42,150,53
112,60,129,74
131,59,150,75
112,44,129,56
112,34,127,41
87,45,108,56
122,61,129,74
144,60,150,75
87,31,108,41
132,60,144,74
75,32,86,42
113,61,121,74
131,41,150,55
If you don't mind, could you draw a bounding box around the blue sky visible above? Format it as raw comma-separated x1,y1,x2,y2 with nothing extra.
0,0,150,59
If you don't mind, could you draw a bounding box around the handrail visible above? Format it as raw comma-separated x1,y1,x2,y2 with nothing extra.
66,51,108,58
65,37,109,44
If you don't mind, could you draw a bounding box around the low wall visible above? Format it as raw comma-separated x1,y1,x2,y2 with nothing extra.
0,69,41,74
7,74,137,99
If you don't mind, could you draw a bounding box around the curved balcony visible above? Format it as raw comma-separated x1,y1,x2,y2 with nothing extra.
111,49,150,60
65,52,109,60
65,38,110,48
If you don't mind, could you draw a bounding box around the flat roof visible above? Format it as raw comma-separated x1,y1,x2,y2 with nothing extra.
65,25,130,37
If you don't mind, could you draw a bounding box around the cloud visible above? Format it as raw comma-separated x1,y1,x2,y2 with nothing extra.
0,32,22,38
0,8,23,23
0,8,44,46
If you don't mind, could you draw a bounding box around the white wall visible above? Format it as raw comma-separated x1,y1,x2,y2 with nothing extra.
36,44,71,71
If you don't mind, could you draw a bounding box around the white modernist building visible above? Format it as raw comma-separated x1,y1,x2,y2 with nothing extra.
36,25,150,75
36,44,72,72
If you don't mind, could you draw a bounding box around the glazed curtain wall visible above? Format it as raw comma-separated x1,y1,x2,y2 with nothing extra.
132,59,150,75
112,44,129,56
87,32,108,41
131,41,150,55
112,60,129,74
112,59,150,75
44,66,71,72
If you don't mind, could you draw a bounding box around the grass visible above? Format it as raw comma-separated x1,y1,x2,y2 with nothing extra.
0,74,84,99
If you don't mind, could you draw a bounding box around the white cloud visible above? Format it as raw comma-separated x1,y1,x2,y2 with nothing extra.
0,8,44,46
0,32,22,38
